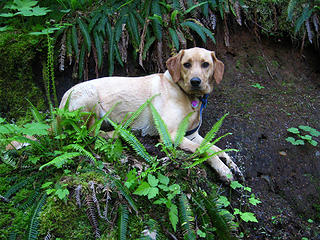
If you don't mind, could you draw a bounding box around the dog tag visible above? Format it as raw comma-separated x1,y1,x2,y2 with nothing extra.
191,100,199,108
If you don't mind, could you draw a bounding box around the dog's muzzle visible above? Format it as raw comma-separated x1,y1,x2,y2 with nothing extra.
190,77,201,88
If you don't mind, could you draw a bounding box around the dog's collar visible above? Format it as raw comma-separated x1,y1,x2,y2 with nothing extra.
164,70,209,136
185,94,208,136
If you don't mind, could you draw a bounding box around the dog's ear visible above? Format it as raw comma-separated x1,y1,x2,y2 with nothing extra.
166,50,184,83
211,51,224,84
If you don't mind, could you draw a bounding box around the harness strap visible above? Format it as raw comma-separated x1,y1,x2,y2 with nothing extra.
185,94,209,136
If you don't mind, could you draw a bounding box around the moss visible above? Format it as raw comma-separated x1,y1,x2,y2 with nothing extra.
39,196,93,239
0,32,46,121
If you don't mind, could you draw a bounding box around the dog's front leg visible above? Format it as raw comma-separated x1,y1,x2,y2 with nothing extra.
182,132,243,182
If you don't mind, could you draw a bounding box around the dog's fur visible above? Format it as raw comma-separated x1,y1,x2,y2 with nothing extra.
59,47,241,182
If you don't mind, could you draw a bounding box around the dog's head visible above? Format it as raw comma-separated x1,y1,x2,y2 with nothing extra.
166,47,224,96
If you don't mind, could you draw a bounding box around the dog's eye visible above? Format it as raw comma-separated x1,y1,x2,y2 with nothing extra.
183,62,191,68
202,62,209,68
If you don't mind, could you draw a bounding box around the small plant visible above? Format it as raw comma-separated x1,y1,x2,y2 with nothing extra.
251,83,265,89
286,125,320,146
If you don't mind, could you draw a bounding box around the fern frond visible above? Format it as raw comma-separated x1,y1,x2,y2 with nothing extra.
118,204,129,240
86,195,101,238
203,194,233,240
128,12,140,47
150,103,173,149
108,117,154,163
20,190,40,210
113,179,138,213
71,25,79,59
4,177,32,199
142,36,156,60
77,17,91,54
181,21,206,43
151,0,162,40
199,113,229,150
93,30,103,68
79,44,86,80
64,144,96,163
287,0,298,21
174,112,193,148
27,99,44,123
27,193,47,240
179,194,196,240
123,95,157,129
295,6,313,33
39,152,81,170
89,12,102,32
169,28,180,50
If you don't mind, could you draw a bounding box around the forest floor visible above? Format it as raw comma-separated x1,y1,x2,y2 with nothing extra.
137,29,320,239
198,30,320,239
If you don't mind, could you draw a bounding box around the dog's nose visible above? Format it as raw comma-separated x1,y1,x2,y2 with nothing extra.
190,77,201,87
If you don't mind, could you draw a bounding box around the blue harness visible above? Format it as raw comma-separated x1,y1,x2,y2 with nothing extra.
185,94,209,136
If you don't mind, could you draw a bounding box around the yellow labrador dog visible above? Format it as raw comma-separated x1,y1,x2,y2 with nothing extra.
60,47,242,182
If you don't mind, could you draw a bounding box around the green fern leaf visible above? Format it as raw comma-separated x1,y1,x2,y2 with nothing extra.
295,7,313,33
27,193,47,240
107,118,154,163
115,15,127,42
118,204,129,240
142,36,156,60
78,44,86,80
181,21,206,43
184,1,208,15
203,194,232,240
199,113,229,150
93,30,103,68
174,112,193,148
27,99,44,123
4,177,32,199
179,194,196,240
198,132,232,155
150,103,173,149
108,30,115,76
77,17,91,54
66,28,73,58
287,0,298,21
71,25,79,59
89,12,102,32
114,179,138,213
169,28,180,50
122,95,157,129
151,0,162,40
64,144,96,163
114,44,124,66
127,12,140,47
39,152,81,170
200,25,216,44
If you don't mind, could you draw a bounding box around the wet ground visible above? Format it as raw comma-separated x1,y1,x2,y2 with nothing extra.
199,30,320,239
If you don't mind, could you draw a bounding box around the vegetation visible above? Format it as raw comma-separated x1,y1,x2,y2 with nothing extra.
0,0,319,239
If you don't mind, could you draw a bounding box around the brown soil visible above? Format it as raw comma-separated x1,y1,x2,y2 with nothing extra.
200,29,320,239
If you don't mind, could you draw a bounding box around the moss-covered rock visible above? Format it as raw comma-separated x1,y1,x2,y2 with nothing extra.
0,32,46,121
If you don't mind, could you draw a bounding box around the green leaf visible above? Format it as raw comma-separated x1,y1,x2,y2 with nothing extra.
309,140,318,146
133,182,150,196
174,112,193,148
169,203,178,232
150,103,173,149
71,25,79,59
181,21,206,43
295,7,313,33
230,180,243,190
148,174,159,187
22,123,50,136
77,17,91,53
218,196,230,207
39,152,81,170
197,229,206,238
55,188,69,200
184,1,208,15
153,197,167,205
169,28,179,50
287,127,299,134
148,187,159,199
249,194,262,206
240,212,258,223
300,135,312,141
158,173,169,185
41,182,53,189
